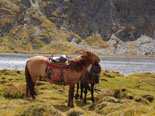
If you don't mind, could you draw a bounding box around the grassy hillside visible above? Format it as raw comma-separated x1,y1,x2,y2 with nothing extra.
0,69,155,116
0,0,155,56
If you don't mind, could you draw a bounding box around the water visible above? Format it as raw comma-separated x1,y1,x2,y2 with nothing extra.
0,53,50,71
0,53,155,76
101,57,155,75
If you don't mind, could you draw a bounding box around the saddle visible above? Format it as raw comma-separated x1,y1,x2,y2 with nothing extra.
45,55,69,85
50,55,68,64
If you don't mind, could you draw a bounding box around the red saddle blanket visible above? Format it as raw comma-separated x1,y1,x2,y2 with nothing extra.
46,58,68,84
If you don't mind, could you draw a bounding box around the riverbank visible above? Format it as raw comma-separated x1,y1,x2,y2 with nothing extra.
0,69,155,116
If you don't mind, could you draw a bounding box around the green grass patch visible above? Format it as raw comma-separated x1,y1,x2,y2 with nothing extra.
14,102,64,116
85,34,110,49
0,69,155,116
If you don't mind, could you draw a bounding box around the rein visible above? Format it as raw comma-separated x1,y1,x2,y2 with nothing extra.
94,86,105,94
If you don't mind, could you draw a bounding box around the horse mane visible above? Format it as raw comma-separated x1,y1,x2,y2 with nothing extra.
69,50,99,72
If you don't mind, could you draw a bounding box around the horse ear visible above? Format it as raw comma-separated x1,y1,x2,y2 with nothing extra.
66,55,68,59
97,57,100,63
84,50,91,56
80,49,85,54
81,49,88,53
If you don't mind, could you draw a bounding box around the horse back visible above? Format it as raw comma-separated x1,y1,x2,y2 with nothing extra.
26,56,47,83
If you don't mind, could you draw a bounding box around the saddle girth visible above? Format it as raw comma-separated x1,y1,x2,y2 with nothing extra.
45,56,69,85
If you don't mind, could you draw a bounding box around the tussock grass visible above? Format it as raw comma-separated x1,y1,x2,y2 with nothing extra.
0,69,155,116
14,102,64,116
3,85,25,99
67,108,84,116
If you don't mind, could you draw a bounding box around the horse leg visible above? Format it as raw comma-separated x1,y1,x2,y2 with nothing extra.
75,82,79,99
68,85,75,107
26,83,36,98
83,83,88,103
32,83,37,95
26,85,29,97
80,82,83,100
26,77,36,99
25,65,36,99
91,83,95,103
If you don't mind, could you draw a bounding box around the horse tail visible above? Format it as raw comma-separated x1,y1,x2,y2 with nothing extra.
25,61,36,99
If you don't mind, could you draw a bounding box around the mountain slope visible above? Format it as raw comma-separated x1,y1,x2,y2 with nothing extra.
0,0,155,55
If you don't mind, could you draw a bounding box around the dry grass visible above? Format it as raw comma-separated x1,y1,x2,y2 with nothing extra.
85,34,110,49
0,69,155,116
3,85,25,99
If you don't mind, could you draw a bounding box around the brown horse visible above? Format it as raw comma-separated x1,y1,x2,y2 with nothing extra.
25,50,100,107
75,61,101,103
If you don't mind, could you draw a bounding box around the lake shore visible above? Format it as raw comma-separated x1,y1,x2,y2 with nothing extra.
1,53,155,76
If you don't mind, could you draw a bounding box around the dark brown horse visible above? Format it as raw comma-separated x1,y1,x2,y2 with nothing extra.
25,50,100,107
75,61,101,103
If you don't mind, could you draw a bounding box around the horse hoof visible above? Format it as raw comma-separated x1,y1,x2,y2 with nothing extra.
75,94,79,99
68,103,74,108
83,102,87,104
70,105,74,108
32,96,36,99
83,100,87,104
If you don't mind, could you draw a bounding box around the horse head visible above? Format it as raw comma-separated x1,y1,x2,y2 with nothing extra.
81,50,100,64
88,63,101,84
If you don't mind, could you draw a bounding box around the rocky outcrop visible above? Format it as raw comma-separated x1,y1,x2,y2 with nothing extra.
0,0,154,55
41,0,155,41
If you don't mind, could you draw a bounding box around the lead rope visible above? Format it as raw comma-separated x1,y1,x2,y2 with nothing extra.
94,86,105,94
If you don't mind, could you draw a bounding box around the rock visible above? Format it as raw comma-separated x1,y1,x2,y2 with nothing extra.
0,0,155,55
